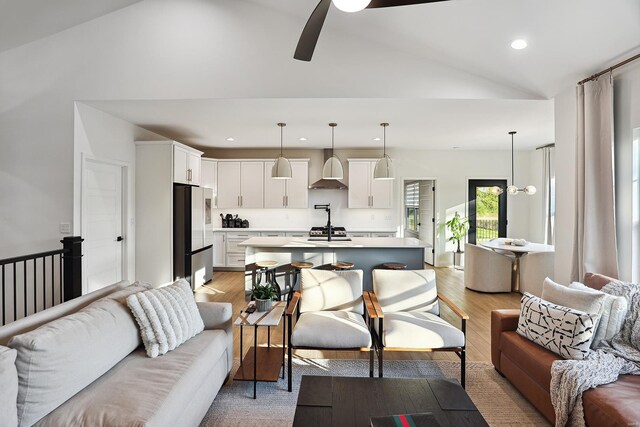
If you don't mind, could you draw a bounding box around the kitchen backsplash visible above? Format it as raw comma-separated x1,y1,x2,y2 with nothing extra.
212,190,398,230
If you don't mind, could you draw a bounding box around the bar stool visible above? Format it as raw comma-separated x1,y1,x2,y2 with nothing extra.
254,261,282,301
286,261,314,301
382,262,407,270
332,261,355,270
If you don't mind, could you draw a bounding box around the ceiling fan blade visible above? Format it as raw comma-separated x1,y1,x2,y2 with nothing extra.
294,0,332,61
366,0,450,8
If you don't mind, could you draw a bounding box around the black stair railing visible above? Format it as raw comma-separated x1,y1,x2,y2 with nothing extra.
0,236,82,326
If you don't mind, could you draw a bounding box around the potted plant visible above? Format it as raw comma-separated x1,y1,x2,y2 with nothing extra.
445,211,468,269
251,283,277,312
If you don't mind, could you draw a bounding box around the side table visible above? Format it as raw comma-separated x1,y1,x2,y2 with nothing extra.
234,300,286,399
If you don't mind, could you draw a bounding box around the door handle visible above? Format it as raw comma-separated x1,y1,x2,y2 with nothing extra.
116,236,124,242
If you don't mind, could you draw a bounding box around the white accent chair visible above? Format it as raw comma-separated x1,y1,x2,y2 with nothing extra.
464,243,513,293
519,251,555,297
286,269,375,392
368,269,468,387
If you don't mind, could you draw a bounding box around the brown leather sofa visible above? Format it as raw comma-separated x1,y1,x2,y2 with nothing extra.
491,273,640,426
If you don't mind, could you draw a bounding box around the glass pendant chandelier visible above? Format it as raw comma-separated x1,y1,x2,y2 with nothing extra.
322,123,344,180
507,131,536,195
374,122,394,180
272,122,292,179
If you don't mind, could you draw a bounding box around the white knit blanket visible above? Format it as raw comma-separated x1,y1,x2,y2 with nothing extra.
127,279,204,358
550,281,640,427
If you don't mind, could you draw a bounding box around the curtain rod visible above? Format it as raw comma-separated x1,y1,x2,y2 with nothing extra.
536,143,555,150
578,52,640,85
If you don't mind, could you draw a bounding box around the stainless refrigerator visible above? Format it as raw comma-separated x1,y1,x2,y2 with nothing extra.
174,184,213,290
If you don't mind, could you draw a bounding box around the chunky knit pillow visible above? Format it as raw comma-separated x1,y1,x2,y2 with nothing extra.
517,292,599,360
127,279,204,358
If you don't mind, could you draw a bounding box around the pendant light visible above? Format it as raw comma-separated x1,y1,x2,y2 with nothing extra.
507,131,536,195
374,122,394,180
322,123,344,180
272,122,292,179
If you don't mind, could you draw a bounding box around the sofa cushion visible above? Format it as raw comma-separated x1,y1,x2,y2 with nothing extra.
0,280,130,346
517,293,599,360
35,329,228,427
568,282,628,348
0,345,18,427
372,269,439,314
127,279,204,358
374,312,464,349
8,284,146,426
501,331,560,393
299,269,364,314
583,375,640,427
291,311,371,349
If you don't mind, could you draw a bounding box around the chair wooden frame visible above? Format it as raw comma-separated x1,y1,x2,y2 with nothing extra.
364,291,469,388
286,291,377,392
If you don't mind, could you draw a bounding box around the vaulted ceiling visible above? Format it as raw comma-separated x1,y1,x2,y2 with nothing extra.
2,0,638,149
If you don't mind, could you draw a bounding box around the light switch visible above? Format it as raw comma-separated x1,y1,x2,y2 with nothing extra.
59,222,71,234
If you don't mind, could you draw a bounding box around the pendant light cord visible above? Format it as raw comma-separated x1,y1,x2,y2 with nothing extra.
509,131,516,186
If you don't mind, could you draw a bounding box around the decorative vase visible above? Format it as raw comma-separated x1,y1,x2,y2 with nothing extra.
255,298,273,312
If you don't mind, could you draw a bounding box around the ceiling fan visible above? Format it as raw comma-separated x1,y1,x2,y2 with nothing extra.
294,0,450,61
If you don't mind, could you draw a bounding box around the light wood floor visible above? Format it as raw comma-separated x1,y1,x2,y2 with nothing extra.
195,266,521,364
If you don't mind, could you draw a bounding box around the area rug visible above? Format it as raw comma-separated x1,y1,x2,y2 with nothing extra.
200,358,549,427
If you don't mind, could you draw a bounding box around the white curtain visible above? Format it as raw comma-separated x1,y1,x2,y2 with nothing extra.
542,146,555,245
572,76,619,280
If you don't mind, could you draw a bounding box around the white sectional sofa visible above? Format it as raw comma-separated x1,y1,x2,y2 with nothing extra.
0,280,232,427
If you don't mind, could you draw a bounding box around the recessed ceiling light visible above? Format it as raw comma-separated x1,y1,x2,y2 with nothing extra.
299,137,308,141
510,39,527,50
373,137,381,141
226,137,235,142
453,146,461,150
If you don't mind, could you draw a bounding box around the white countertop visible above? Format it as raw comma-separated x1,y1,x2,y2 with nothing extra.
238,236,428,249
212,228,398,233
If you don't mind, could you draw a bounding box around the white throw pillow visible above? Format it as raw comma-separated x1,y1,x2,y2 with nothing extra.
127,279,204,358
517,293,599,360
541,278,606,345
569,281,628,347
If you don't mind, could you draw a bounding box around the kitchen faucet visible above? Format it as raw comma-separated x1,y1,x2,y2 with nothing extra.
314,204,332,241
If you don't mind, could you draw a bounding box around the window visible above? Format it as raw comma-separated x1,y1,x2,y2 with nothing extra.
405,181,419,233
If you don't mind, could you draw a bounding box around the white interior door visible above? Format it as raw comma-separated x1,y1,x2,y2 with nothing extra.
419,181,435,265
83,159,123,294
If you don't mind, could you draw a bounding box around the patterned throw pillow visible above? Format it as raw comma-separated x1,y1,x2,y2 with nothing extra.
126,279,204,358
516,293,599,360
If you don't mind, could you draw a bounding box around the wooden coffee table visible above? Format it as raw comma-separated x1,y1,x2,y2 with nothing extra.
293,376,488,426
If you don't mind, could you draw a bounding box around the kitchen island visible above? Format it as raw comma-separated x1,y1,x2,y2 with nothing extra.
239,237,428,292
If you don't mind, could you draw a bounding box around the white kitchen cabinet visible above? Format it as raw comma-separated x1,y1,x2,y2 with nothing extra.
285,232,307,237
350,232,371,237
371,232,397,237
201,159,218,207
213,232,226,267
348,160,393,209
263,163,286,208
217,161,264,208
240,162,264,208
286,161,309,208
173,144,202,185
263,160,308,208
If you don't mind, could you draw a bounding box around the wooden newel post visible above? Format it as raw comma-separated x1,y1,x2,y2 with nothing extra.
62,236,83,301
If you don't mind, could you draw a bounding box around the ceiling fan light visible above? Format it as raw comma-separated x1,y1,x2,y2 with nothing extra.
507,185,519,195
524,185,537,195
332,0,371,13
491,186,504,195
374,155,394,180
323,156,344,180
272,156,292,179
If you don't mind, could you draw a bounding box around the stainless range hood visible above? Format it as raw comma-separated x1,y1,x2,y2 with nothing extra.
309,150,348,190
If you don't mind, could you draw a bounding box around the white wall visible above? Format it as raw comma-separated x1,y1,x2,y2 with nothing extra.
73,103,167,283
0,0,538,259
553,60,640,283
